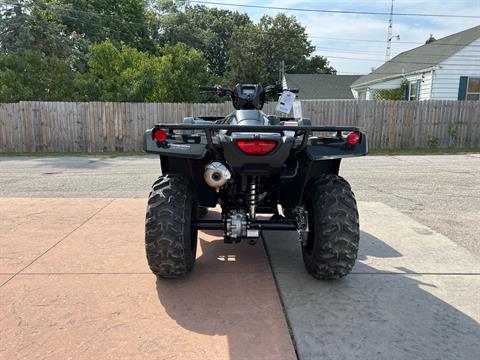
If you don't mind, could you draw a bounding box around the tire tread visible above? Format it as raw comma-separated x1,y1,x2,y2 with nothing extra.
303,174,360,280
145,174,196,278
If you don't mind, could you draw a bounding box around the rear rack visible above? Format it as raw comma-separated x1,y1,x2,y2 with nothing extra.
153,124,362,155
154,124,360,132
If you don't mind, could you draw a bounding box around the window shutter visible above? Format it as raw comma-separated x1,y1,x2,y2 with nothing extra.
416,79,421,100
404,83,409,100
458,76,468,100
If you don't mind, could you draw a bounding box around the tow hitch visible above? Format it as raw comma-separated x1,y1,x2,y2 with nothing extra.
193,217,302,244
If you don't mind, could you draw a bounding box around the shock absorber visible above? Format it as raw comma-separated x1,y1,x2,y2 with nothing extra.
248,176,257,219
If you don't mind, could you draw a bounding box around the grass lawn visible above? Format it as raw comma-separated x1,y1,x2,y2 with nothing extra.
368,147,480,155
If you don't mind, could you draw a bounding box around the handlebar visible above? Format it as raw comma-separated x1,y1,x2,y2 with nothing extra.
200,84,299,96
199,85,217,92
264,83,299,96
199,83,300,110
199,85,233,97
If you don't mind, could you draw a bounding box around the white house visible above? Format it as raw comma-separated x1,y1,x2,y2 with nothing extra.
351,25,480,101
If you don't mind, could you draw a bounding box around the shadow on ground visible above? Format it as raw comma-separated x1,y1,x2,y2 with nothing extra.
154,207,295,360
37,157,117,170
155,238,295,360
0,156,116,169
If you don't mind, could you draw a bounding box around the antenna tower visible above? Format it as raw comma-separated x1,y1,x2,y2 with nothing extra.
385,0,394,61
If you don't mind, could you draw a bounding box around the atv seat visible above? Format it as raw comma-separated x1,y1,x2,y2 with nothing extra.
298,118,311,126
267,115,281,125
180,117,214,135
183,117,209,125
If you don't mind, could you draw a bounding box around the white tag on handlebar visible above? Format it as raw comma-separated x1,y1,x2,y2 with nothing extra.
283,121,297,138
276,91,296,114
293,101,302,119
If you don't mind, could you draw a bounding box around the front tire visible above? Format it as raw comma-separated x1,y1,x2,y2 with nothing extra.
145,175,198,278
302,174,359,280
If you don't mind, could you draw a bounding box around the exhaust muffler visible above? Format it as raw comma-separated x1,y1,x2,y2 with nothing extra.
204,162,231,188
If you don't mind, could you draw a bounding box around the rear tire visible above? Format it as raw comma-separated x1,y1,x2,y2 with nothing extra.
302,174,359,280
145,174,198,278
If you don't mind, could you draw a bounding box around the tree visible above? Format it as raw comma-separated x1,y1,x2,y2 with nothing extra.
225,14,333,85
294,55,336,74
0,1,337,102
79,40,211,102
224,24,269,84
155,43,211,102
148,2,201,55
151,2,251,76
257,14,315,82
52,0,155,51
0,0,87,61
80,40,160,101
185,5,251,77
0,50,75,102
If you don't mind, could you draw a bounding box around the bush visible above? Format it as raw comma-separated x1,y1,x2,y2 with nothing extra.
0,41,213,103
0,51,75,102
374,79,408,100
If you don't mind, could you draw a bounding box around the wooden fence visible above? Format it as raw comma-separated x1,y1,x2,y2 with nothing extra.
0,100,479,152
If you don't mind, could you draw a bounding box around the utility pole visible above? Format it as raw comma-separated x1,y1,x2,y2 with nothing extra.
279,60,285,83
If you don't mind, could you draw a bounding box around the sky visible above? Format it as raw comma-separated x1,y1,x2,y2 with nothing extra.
190,0,480,74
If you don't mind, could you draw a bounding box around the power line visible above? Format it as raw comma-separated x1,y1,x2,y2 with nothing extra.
325,55,480,67
315,47,480,60
2,1,478,47
308,35,480,47
190,0,480,18
332,71,471,76
310,36,420,44
316,47,390,55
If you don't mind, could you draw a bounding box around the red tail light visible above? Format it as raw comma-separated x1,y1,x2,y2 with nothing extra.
153,129,167,142
236,140,277,155
346,132,361,145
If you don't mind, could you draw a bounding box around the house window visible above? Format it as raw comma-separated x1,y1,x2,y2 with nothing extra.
408,80,421,101
466,77,480,100
458,76,480,100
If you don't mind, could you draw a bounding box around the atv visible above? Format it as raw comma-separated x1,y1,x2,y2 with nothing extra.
144,83,368,280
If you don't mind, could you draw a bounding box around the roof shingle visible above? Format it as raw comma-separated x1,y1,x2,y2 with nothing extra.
285,74,361,99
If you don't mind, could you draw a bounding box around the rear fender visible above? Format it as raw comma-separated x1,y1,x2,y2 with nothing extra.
279,156,341,208
160,156,218,207
221,133,294,176
144,128,208,159
305,135,368,160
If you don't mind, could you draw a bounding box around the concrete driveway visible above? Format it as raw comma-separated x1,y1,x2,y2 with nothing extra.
0,199,295,360
0,154,479,359
264,202,480,360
